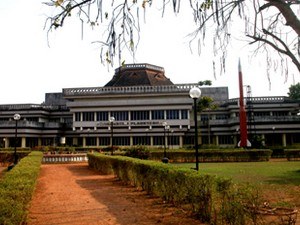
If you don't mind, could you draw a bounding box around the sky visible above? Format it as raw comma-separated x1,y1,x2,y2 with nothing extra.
0,1,299,104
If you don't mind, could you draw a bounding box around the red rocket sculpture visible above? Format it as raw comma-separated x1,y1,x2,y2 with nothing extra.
238,59,250,147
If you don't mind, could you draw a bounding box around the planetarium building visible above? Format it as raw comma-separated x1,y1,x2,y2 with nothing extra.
0,63,300,149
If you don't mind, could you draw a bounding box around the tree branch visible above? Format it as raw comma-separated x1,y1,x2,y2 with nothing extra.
247,29,300,72
266,0,300,36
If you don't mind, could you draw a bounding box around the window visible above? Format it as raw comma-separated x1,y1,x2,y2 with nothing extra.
273,111,288,117
253,112,270,117
86,137,97,146
153,136,164,145
181,110,188,119
168,136,179,146
99,137,110,146
131,111,149,120
113,137,130,146
133,136,150,145
96,112,108,121
75,112,81,121
201,114,209,122
166,110,179,119
219,135,234,145
111,111,128,121
152,110,164,120
82,112,94,121
216,114,229,120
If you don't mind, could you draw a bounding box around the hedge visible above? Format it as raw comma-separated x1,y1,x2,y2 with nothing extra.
88,153,262,224
149,149,272,163
0,151,31,165
284,149,300,161
0,151,43,225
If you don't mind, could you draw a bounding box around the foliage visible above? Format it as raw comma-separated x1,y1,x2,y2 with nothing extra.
198,80,212,86
0,151,43,225
249,135,265,149
149,149,272,163
0,151,30,164
88,153,268,224
288,83,300,100
124,146,150,159
197,96,218,112
284,149,300,161
44,0,300,80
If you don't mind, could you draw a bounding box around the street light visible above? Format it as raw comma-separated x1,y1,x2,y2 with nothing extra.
189,87,201,171
109,116,115,155
13,113,21,165
162,121,169,163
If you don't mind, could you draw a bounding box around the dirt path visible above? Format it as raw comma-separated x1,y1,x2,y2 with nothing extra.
27,163,204,225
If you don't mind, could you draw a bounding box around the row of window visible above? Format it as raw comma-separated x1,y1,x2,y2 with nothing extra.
84,136,181,146
75,110,189,122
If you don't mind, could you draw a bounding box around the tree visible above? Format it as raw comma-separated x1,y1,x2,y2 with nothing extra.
288,83,300,100
198,80,212,86
44,0,300,79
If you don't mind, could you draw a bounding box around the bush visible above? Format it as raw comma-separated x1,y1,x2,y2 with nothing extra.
0,151,31,165
124,146,150,159
0,151,43,225
284,149,300,161
149,149,272,163
88,153,262,224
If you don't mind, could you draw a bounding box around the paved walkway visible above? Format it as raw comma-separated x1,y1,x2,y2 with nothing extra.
27,163,203,225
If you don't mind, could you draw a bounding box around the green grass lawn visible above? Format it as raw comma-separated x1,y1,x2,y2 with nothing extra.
171,160,300,207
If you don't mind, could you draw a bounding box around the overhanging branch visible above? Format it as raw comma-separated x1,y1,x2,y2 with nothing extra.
247,29,300,72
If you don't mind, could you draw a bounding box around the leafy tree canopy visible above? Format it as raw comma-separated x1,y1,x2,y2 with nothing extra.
197,96,218,112
198,80,212,86
44,0,300,81
288,83,300,100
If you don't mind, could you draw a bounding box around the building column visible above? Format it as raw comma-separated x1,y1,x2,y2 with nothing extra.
150,136,153,146
21,137,26,148
4,137,9,148
130,136,133,146
38,138,42,146
282,133,287,147
215,135,219,146
179,136,183,148
96,137,99,146
83,137,86,147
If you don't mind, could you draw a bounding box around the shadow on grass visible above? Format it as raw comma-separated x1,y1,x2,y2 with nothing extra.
267,170,300,185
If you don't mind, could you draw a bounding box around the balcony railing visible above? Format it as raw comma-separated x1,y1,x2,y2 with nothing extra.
0,104,68,111
114,63,165,73
226,96,294,105
0,121,72,128
63,83,199,96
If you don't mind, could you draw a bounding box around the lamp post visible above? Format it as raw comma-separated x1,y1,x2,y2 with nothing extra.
162,121,169,163
272,126,275,146
189,87,201,171
171,130,174,149
13,113,21,165
109,116,115,155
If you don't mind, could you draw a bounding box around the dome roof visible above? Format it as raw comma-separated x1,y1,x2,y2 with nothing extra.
104,63,174,87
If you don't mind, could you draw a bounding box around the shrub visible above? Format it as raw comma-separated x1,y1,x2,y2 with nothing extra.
149,149,272,163
88,153,262,224
124,146,150,159
284,149,300,161
0,151,43,225
0,151,31,165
